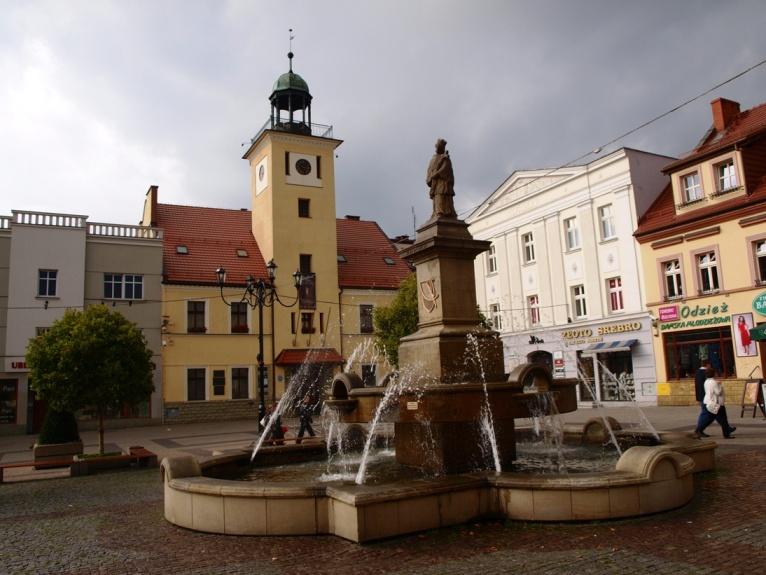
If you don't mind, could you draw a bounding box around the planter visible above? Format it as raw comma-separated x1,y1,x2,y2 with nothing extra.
70,452,134,476
33,440,84,469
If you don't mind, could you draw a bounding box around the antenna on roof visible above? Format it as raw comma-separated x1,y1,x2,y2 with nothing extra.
288,28,295,72
411,206,416,238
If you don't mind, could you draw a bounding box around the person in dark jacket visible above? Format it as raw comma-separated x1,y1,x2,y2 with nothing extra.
263,403,284,445
295,394,316,444
694,361,711,437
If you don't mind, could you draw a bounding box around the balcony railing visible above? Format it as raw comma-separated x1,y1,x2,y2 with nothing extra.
248,117,333,146
87,222,163,240
12,210,87,228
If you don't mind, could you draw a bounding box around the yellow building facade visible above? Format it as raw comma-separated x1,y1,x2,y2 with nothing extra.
636,98,766,405
140,55,411,423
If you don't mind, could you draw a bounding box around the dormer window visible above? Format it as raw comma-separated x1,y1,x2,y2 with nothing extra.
176,245,189,255
682,172,703,203
383,257,395,265
236,249,248,257
715,160,738,194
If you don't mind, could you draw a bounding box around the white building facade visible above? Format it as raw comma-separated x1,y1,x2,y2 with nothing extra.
467,149,671,406
0,210,163,435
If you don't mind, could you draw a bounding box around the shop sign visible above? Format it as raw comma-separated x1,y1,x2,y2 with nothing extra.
658,306,679,321
597,321,642,335
560,328,603,346
553,350,565,379
659,302,730,331
4,358,28,372
753,291,766,316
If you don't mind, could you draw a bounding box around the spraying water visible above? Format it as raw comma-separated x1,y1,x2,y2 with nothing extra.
577,364,623,456
466,334,501,472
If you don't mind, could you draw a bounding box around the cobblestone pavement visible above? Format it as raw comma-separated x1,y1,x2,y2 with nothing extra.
1,445,765,575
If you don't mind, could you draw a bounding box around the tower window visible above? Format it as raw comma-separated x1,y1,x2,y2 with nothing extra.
298,198,310,218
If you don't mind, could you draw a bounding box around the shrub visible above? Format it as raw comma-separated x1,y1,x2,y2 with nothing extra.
38,410,80,445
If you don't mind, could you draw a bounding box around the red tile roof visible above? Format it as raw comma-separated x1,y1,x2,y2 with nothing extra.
157,204,267,286
156,204,411,289
336,218,412,289
664,101,766,172
274,348,344,365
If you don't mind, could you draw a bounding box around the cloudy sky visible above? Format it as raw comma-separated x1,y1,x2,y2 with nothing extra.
2,0,766,238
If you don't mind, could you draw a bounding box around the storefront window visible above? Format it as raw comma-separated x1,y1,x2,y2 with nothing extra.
663,327,735,379
576,352,634,402
0,380,18,424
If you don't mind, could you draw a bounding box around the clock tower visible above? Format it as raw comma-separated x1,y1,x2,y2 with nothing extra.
242,51,343,387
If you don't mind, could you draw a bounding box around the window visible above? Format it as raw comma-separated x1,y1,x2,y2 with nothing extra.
572,285,587,319
299,254,312,274
715,160,737,193
103,274,143,300
337,255,347,263
522,233,535,263
487,244,497,274
187,368,206,401
564,217,580,250
682,172,703,203
663,327,735,379
383,257,395,265
360,304,374,333
528,295,540,325
301,312,315,333
598,205,616,240
176,245,188,254
0,380,18,425
212,370,226,396
232,367,249,399
298,198,310,218
187,301,206,333
231,302,248,333
236,249,248,257
489,303,502,330
38,270,57,297
361,364,376,387
607,277,624,312
697,251,720,294
35,327,50,337
754,240,766,283
664,259,683,299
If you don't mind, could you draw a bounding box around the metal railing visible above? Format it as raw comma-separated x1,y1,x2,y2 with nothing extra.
248,117,334,146
87,222,163,240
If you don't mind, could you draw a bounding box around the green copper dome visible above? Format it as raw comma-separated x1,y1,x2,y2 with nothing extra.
272,71,310,94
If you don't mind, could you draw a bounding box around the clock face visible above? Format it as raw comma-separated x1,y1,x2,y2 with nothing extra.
258,165,265,181
295,158,312,176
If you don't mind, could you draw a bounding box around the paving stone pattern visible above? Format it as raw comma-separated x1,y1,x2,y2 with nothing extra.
1,449,765,574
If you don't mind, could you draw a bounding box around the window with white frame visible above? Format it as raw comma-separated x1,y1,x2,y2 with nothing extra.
682,172,703,203
489,303,503,330
598,205,616,240
571,285,587,319
754,240,766,284
487,244,497,274
664,259,684,299
697,251,720,293
522,232,535,263
103,274,144,300
38,269,57,297
528,295,540,325
715,160,737,193
564,217,580,250
607,277,624,312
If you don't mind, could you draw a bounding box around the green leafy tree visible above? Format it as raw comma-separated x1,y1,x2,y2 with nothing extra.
26,305,154,454
373,274,418,367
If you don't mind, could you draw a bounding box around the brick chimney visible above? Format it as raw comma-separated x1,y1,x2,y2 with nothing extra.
711,98,741,132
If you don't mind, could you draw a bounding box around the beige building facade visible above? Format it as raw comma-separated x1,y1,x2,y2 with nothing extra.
636,98,766,405
0,211,163,435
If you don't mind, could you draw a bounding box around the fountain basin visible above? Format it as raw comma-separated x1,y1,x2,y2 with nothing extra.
161,429,715,543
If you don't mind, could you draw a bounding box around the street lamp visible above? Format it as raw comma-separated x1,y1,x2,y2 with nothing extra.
215,259,303,431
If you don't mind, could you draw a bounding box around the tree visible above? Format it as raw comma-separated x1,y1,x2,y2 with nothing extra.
26,305,154,454
373,274,419,367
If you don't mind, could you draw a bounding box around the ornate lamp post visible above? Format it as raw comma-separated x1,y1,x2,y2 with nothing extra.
215,260,303,431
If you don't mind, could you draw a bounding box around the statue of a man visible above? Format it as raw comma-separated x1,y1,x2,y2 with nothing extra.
426,138,457,219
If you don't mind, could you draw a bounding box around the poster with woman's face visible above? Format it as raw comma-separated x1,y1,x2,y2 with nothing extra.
732,313,758,357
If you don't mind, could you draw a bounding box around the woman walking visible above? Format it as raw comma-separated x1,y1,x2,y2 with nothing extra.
693,367,736,439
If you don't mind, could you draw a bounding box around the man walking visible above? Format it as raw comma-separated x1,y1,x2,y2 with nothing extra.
694,361,711,437
296,394,316,444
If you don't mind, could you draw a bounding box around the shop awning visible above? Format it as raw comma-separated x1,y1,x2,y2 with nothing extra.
749,324,766,341
580,339,638,355
274,348,345,366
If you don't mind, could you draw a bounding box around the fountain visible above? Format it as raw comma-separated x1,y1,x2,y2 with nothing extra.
161,138,716,542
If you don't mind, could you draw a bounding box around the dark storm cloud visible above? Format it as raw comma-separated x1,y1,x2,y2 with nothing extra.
2,1,765,238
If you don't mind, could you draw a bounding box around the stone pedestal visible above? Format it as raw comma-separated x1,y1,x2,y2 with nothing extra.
398,217,504,384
